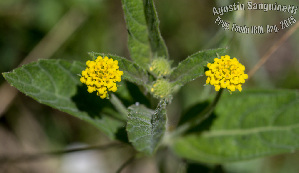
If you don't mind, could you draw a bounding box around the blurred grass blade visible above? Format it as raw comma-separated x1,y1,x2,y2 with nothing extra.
122,0,168,69
172,90,299,163
3,59,123,139
127,99,167,155
169,48,226,86
90,52,149,87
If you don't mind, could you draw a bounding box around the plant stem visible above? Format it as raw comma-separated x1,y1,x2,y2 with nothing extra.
170,89,224,139
248,20,299,79
0,143,125,164
110,94,128,121
116,155,135,173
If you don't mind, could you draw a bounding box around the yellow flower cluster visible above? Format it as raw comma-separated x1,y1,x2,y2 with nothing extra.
80,56,123,99
205,55,248,92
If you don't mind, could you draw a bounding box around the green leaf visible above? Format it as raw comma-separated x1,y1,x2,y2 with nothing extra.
169,48,226,86
89,52,148,87
143,0,168,58
3,59,124,139
122,0,168,68
127,99,167,154
172,90,299,163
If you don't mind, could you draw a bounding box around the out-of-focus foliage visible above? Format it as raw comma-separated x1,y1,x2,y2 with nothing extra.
173,90,299,163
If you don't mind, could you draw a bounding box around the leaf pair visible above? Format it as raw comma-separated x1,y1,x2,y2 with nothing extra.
122,0,226,88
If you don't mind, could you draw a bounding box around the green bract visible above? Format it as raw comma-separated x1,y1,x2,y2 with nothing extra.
151,79,172,98
149,58,172,77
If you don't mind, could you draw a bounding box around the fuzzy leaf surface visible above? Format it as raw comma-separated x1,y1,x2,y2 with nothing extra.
143,0,168,58
3,59,124,139
127,99,167,154
122,0,168,68
172,90,299,163
169,48,226,86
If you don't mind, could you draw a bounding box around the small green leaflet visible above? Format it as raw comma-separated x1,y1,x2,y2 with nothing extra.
169,48,226,86
127,99,167,155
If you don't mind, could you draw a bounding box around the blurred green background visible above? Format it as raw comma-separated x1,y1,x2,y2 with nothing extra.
0,0,299,172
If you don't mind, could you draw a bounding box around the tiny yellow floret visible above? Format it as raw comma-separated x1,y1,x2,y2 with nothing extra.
205,55,248,92
80,56,123,99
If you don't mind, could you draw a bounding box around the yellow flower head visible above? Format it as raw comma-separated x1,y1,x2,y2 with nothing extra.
80,56,123,99
205,55,248,92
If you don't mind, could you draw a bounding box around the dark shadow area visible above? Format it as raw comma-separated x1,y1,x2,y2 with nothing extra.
179,101,209,125
126,81,151,108
204,66,209,72
187,163,225,173
186,162,211,173
186,112,217,134
179,101,217,134
0,115,15,134
71,85,114,119
115,126,129,144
